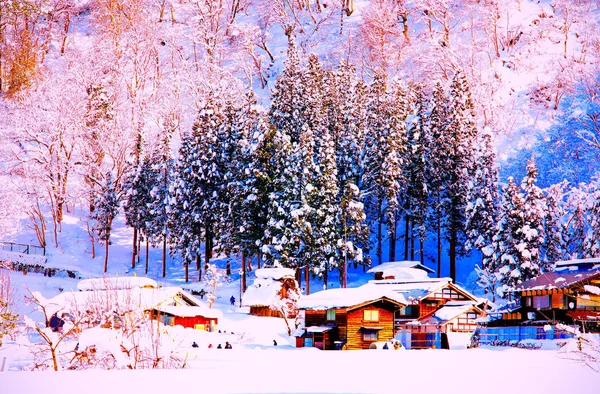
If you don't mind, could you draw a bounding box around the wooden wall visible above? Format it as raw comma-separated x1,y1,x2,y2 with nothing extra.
345,302,396,350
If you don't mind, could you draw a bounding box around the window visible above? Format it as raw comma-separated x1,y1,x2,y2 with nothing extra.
363,330,378,341
304,337,313,347
363,310,379,322
523,297,532,307
326,309,336,321
533,295,550,310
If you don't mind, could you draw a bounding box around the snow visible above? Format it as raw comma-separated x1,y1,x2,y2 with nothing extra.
254,267,296,280
77,276,158,291
298,286,407,310
433,302,477,322
366,260,435,275
584,285,600,295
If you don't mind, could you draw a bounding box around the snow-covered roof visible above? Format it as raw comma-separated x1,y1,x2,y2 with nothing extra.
298,287,407,310
242,270,299,308
418,302,480,326
154,305,222,319
514,270,600,292
77,276,158,291
362,278,452,302
306,325,335,333
367,260,435,275
254,267,296,280
34,286,205,318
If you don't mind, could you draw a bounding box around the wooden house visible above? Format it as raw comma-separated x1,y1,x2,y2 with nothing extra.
495,258,600,332
365,262,486,348
242,268,301,318
297,287,406,350
148,305,221,331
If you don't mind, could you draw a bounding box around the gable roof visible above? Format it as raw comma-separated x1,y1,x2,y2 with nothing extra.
418,302,482,326
514,269,600,292
298,287,406,310
34,286,206,318
554,258,600,271
367,260,435,275
153,305,222,319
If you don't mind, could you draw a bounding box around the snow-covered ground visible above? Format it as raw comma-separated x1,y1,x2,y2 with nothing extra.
2,339,599,394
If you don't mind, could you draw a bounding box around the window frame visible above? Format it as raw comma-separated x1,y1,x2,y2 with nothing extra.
363,309,380,322
326,309,336,321
363,330,378,341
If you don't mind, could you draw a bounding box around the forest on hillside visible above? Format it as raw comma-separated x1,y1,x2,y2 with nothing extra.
0,0,599,301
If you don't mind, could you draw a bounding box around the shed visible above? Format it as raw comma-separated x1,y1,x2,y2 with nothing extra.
242,268,301,318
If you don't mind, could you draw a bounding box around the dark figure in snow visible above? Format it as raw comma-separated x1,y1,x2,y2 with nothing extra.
199,289,206,299
192,342,199,348
217,344,222,349
382,342,389,350
441,332,450,350
273,340,277,346
49,313,65,332
230,296,235,306
208,343,213,348
225,341,232,349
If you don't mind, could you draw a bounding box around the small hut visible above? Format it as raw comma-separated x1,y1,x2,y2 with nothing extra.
242,268,301,318
148,305,222,331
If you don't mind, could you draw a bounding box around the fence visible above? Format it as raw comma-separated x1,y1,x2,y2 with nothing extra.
474,326,574,345
0,242,45,256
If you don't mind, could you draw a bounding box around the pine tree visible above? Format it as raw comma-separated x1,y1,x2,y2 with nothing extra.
91,172,120,273
404,84,429,263
488,177,524,299
465,129,500,258
519,159,547,275
542,181,568,268
424,81,450,277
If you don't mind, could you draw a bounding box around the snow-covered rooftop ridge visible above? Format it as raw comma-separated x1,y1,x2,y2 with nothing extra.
554,258,600,268
298,287,407,310
366,260,434,274
77,276,158,291
254,267,296,280
154,305,222,319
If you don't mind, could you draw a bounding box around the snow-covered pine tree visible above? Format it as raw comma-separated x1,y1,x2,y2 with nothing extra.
443,71,479,282
424,81,450,277
518,158,547,275
382,78,408,262
305,128,340,289
564,182,593,258
542,181,568,269
91,172,120,273
269,36,304,144
582,177,600,258
123,155,157,269
465,128,500,259
404,84,429,263
145,116,175,277
488,176,524,299
362,73,389,265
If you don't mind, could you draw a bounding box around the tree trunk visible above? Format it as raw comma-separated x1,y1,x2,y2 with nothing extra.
131,227,138,269
404,209,410,261
185,261,189,283
410,219,415,261
305,265,310,295
145,240,149,274
437,192,442,278
242,251,247,293
137,236,141,265
104,241,109,273
196,254,202,281
377,203,383,265
162,236,166,278
449,228,456,283
389,212,397,262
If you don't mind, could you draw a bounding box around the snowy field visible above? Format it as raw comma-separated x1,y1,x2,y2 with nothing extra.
2,343,599,394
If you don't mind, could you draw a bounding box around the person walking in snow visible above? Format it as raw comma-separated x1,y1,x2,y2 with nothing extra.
273,339,277,346
230,295,235,305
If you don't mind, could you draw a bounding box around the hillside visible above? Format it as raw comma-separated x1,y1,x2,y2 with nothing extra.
1,0,600,294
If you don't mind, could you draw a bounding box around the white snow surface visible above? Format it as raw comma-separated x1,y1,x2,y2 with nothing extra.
77,276,158,291
433,302,477,322
366,260,434,275
584,285,600,296
298,286,407,310
154,305,222,319
241,276,284,307
254,267,296,280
